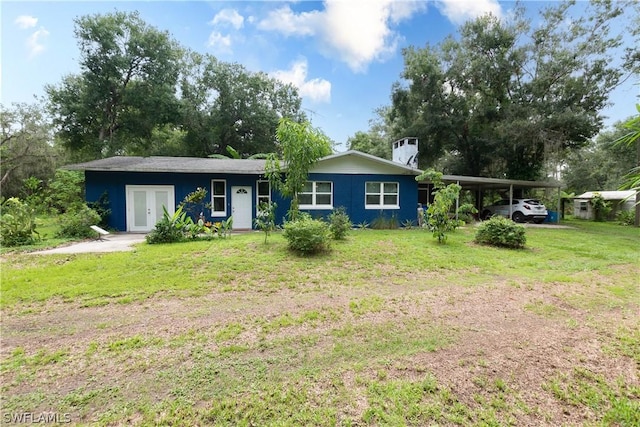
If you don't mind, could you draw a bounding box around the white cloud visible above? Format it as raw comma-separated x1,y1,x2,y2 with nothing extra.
258,0,426,73
15,15,37,29
26,27,49,58
207,31,232,54
436,0,503,24
210,9,244,30
271,58,331,104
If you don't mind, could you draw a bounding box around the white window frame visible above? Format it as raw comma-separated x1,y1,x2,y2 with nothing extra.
298,181,333,210
365,181,400,209
256,180,271,215
211,179,227,217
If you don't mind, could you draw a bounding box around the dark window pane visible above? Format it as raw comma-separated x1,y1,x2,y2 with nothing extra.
316,194,331,205
213,197,225,212
258,181,270,196
383,195,398,205
366,182,380,193
302,181,312,193
213,181,225,196
366,195,380,205
299,194,312,205
316,182,331,193
384,183,398,194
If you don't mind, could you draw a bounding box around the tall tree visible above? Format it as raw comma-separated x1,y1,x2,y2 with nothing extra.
0,103,59,197
347,106,394,159
386,0,636,179
179,52,306,158
265,118,333,219
563,119,638,195
46,11,182,160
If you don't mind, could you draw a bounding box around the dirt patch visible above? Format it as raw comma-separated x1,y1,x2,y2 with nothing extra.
1,273,637,425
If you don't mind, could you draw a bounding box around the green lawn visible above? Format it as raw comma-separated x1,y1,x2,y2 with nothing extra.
1,221,638,425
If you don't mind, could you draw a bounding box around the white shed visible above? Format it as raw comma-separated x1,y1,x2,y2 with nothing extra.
573,190,637,220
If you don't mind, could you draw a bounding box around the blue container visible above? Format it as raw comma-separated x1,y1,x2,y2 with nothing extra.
544,211,558,223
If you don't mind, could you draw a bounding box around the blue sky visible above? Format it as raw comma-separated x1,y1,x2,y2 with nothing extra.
2,1,638,151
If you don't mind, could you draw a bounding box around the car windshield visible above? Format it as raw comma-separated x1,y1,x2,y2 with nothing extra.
524,199,542,205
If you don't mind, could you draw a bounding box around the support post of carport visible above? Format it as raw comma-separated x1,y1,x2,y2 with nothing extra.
508,184,514,219
556,187,561,224
455,180,460,220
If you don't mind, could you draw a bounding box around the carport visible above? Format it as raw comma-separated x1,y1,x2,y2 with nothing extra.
418,175,563,223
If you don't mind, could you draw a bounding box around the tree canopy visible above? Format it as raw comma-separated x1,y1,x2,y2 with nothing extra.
265,118,333,219
179,52,306,158
563,118,638,195
45,11,307,161
0,103,59,197
360,0,638,180
46,11,182,160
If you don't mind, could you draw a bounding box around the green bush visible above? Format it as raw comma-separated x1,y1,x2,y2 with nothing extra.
0,197,39,246
328,207,352,240
458,203,479,223
475,216,526,249
87,191,111,228
47,170,85,214
371,213,399,229
56,205,101,239
616,210,635,226
590,193,612,222
146,206,188,244
283,217,331,254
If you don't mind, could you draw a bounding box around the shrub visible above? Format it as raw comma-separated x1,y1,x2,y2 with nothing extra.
56,205,101,239
146,206,188,244
283,217,331,254
255,201,277,244
475,216,526,249
616,210,635,226
46,170,85,214
458,203,479,223
328,207,352,240
87,191,111,228
590,193,611,222
0,197,39,246
371,213,399,229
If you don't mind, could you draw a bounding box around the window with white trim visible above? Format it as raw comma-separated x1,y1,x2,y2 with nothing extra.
365,182,399,209
256,180,271,214
211,180,227,216
299,181,333,209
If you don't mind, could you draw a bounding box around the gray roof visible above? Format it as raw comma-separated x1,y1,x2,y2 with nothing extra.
65,156,267,174
64,152,561,189
575,190,637,200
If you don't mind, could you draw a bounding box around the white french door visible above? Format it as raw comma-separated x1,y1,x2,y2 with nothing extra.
126,185,175,232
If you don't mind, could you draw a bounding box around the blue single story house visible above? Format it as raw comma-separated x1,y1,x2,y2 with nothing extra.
66,149,422,232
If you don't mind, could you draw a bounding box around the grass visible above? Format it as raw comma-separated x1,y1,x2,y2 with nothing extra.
1,220,639,425
0,214,76,255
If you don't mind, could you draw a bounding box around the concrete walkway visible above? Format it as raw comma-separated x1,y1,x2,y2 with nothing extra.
32,233,146,255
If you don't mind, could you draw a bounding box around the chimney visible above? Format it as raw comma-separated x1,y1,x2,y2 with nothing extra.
392,137,418,168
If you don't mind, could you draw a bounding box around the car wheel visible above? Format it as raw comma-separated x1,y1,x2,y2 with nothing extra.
512,211,525,223
481,210,493,220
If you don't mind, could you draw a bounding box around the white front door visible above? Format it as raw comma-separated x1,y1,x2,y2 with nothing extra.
126,185,175,232
231,186,252,229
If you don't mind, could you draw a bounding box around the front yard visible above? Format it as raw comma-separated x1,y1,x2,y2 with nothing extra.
1,221,638,425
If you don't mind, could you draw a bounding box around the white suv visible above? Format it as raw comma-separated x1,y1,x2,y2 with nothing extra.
481,199,548,223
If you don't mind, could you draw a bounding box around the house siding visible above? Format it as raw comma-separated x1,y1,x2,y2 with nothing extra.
85,170,419,231
289,172,418,225
86,170,268,231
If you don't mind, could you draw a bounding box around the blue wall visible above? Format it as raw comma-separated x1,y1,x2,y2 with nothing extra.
289,173,418,225
85,170,418,230
86,171,265,230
